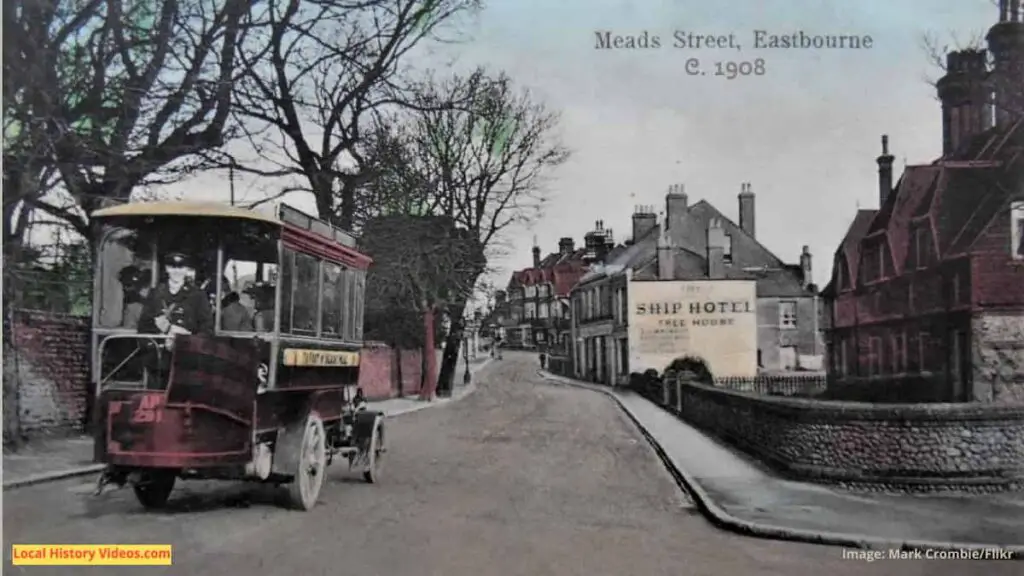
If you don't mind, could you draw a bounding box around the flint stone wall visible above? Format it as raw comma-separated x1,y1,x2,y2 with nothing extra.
972,312,1024,404
672,377,1024,491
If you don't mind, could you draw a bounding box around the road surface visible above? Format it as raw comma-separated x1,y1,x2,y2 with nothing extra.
4,354,1016,575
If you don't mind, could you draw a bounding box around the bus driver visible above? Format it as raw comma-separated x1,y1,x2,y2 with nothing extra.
137,252,214,339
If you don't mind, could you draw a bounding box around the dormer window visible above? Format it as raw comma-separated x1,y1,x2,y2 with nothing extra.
861,240,886,284
914,225,933,269
838,256,851,289
723,234,733,264
1012,200,1024,260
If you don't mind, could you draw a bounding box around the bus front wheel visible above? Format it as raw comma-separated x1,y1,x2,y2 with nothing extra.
132,470,176,509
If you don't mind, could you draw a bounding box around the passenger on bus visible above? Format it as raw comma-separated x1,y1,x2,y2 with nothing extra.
220,290,253,331
137,252,214,337
118,265,151,329
247,282,275,332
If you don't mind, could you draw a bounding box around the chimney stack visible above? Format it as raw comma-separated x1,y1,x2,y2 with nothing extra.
558,237,575,255
597,228,613,262
800,245,812,290
937,49,993,155
706,219,727,279
532,236,541,268
632,205,657,242
657,226,674,280
988,0,1024,127
664,183,688,235
877,135,895,206
738,182,755,238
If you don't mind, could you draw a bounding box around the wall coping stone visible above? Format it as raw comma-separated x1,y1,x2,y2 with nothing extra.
676,377,1024,421
667,377,1024,492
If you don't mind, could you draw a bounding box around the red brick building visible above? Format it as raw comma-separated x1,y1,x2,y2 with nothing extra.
822,4,1024,403
503,224,621,352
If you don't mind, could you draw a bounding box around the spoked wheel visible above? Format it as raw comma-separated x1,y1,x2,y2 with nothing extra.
363,420,384,484
132,470,176,510
286,413,327,511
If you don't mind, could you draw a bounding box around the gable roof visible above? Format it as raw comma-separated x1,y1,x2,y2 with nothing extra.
833,116,1023,291
922,118,1022,260
885,166,942,275
686,200,786,268
576,199,807,294
830,209,878,290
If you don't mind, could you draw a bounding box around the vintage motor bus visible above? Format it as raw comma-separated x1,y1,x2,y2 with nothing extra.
90,201,384,511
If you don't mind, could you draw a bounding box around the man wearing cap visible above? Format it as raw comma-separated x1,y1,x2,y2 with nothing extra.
137,252,214,337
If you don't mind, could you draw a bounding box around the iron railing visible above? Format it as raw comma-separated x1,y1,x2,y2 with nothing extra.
630,372,827,403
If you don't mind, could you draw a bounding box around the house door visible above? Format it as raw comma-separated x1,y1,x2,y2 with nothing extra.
779,346,797,370
949,330,969,401
587,338,597,381
619,338,630,380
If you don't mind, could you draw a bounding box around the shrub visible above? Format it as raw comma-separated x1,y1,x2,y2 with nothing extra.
663,355,713,384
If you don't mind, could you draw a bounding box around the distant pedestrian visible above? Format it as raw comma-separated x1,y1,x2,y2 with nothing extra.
539,352,547,370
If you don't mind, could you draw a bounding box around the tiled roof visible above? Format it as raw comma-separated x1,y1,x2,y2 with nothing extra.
943,166,1014,255
831,209,877,289
508,245,595,297
833,116,1023,288
886,166,942,275
924,119,1021,259
580,205,807,294
685,200,785,268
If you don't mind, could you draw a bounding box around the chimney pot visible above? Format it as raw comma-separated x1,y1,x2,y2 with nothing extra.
877,134,895,206
800,246,813,289
665,184,689,236
632,206,658,241
738,184,756,238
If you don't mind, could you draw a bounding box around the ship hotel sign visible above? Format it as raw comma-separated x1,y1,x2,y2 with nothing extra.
634,299,754,327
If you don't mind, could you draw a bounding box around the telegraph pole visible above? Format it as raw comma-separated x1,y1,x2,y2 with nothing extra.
229,161,236,206
228,161,238,287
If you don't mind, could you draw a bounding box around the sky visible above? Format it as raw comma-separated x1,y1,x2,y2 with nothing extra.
169,0,1002,290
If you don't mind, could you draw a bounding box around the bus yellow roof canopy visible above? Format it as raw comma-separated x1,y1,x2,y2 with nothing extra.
91,201,281,226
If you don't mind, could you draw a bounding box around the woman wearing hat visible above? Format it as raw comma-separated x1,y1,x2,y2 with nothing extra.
137,252,214,337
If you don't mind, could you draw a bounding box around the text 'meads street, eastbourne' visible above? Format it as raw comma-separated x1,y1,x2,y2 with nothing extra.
3,0,1023,575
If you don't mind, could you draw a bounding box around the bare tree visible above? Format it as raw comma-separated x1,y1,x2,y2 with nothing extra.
396,68,570,393
3,0,250,240
227,0,479,229
360,214,484,398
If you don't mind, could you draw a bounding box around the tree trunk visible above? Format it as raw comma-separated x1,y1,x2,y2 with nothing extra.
436,301,468,396
462,331,471,385
419,306,438,400
2,304,23,449
393,344,405,393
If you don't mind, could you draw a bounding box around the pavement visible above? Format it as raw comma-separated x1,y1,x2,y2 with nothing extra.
3,354,1020,574
1,355,493,490
536,368,1024,556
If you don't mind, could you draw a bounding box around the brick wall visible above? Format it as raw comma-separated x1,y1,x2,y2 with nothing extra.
649,375,1024,492
6,310,92,437
4,311,433,438
357,343,440,400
